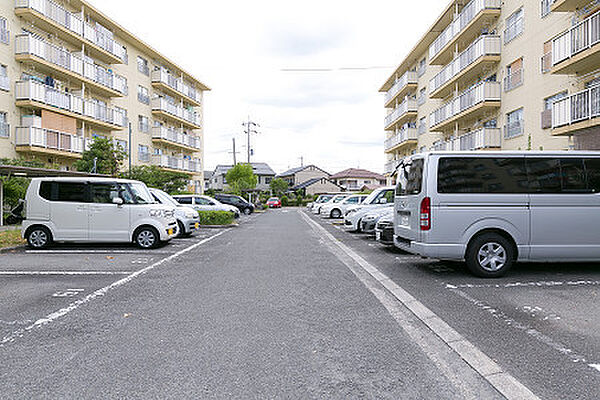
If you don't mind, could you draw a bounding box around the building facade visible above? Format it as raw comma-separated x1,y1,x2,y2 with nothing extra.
0,0,209,192
381,0,600,179
329,168,386,191
277,165,330,187
209,163,276,192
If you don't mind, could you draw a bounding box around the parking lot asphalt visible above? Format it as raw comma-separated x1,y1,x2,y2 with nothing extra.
307,210,600,400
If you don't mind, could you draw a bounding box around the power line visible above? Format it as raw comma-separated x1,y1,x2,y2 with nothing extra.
242,117,260,163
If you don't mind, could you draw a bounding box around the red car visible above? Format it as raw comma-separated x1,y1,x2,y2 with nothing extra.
266,197,282,208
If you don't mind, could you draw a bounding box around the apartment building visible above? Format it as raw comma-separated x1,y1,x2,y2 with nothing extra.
380,0,600,178
0,0,209,192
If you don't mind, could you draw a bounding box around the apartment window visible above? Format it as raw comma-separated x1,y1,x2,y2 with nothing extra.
418,87,427,106
0,65,8,91
505,108,524,139
418,116,427,135
541,0,551,17
504,8,523,44
0,17,8,45
137,85,149,105
137,56,149,76
138,115,150,133
417,58,426,77
504,58,524,92
138,144,150,162
541,41,552,73
0,111,8,138
483,119,498,128
544,92,567,111
114,139,128,152
585,77,600,89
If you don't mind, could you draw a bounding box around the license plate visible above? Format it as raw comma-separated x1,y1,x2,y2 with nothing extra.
376,231,381,241
401,215,409,226
195,222,199,229
168,228,174,236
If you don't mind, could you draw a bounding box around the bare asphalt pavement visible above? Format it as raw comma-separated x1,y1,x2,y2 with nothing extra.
0,209,598,399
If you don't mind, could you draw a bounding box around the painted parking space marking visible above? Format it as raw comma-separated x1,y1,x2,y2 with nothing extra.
0,271,133,276
446,280,600,289
52,289,84,298
26,250,175,255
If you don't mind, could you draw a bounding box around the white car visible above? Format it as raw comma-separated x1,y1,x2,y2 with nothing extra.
344,186,395,232
149,188,200,237
318,194,349,217
173,194,240,218
320,194,368,219
22,177,177,249
360,206,394,234
311,194,337,214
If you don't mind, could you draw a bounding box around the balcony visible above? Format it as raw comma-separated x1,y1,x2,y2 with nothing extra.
429,81,501,131
15,34,127,97
151,69,201,107
15,126,85,158
384,98,418,131
151,98,201,130
429,35,501,99
552,85,600,135
428,0,501,65
152,126,201,151
430,127,501,151
551,9,600,75
551,0,592,12
151,154,201,174
15,0,127,64
384,71,418,108
384,127,418,153
15,80,127,130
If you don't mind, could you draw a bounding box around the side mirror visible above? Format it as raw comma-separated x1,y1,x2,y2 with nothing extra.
112,197,124,205
379,198,387,204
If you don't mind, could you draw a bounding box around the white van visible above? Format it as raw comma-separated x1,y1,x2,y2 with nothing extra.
394,151,600,277
22,177,178,249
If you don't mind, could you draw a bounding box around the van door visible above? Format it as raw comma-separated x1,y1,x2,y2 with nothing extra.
88,182,130,242
394,158,425,247
51,181,89,241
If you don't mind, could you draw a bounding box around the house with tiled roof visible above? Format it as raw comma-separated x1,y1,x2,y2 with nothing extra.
329,168,386,191
291,177,343,197
209,163,276,191
276,165,330,187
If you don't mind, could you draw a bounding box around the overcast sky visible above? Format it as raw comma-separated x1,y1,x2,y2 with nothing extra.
88,0,448,174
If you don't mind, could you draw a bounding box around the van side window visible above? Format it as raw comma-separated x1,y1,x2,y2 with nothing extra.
90,183,120,203
526,158,594,193
39,182,52,200
526,158,561,193
438,158,528,193
560,159,587,192
585,159,600,192
55,182,87,202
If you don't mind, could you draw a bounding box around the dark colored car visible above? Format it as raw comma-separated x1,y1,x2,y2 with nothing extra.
214,194,255,215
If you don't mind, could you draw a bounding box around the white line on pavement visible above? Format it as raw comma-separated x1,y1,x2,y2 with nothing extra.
25,250,174,254
446,280,600,289
300,210,540,400
0,271,133,276
1,229,230,346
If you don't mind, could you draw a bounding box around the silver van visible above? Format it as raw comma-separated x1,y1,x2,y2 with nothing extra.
394,151,600,277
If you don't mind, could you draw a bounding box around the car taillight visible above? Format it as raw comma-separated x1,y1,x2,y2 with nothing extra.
420,197,431,231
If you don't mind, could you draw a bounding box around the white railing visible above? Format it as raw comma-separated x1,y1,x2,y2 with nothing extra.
429,0,501,60
152,97,201,127
430,81,501,128
552,8,600,66
384,71,417,104
152,69,200,103
16,126,85,153
384,98,418,128
552,85,600,128
15,34,127,95
430,128,501,151
430,35,500,94
152,126,201,149
15,0,127,63
384,127,418,151
504,68,523,91
151,154,201,173
16,80,127,127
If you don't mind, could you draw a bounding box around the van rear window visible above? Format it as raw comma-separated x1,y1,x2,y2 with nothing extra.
396,159,424,196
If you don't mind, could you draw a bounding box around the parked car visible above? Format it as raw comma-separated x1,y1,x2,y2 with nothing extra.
344,186,395,232
22,178,177,249
149,188,200,237
214,194,255,215
360,207,393,234
320,194,368,219
311,194,336,214
318,194,350,217
375,212,394,246
173,194,240,218
266,197,282,208
393,151,600,277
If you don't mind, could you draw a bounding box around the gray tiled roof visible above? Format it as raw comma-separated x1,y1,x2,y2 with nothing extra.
213,163,275,177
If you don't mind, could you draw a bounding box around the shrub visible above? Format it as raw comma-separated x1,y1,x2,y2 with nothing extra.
281,196,289,207
295,196,303,207
197,210,235,226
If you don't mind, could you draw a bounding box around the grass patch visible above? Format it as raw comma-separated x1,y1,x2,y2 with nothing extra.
198,210,235,226
0,229,25,249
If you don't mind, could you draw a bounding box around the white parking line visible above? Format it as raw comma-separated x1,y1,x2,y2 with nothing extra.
0,271,132,276
1,229,230,346
446,280,600,289
26,250,174,255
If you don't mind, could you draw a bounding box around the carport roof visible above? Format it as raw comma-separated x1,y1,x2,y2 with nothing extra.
0,165,108,178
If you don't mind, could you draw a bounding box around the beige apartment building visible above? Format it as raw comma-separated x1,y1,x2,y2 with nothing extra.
0,0,209,192
380,0,600,178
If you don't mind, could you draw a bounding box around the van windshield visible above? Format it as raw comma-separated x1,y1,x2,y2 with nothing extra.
126,183,155,204
396,158,424,196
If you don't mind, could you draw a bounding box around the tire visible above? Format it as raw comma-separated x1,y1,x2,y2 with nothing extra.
27,226,52,249
465,233,515,278
134,226,159,249
330,209,342,219
243,207,252,215
355,218,362,233
176,220,186,238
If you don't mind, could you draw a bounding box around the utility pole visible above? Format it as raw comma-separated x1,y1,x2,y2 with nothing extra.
229,138,240,165
299,156,304,167
242,117,259,163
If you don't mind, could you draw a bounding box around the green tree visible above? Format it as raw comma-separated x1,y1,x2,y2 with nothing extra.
126,165,190,194
225,163,257,194
0,158,46,213
269,178,288,196
74,137,126,176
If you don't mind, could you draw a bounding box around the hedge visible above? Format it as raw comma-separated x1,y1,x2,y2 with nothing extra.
197,210,235,226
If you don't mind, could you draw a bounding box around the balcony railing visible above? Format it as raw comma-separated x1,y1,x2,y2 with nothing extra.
15,0,128,63
384,127,418,151
384,98,418,128
430,81,501,128
15,34,128,95
552,9,600,66
429,0,501,61
152,69,200,104
430,35,501,95
152,97,201,127
16,80,127,128
552,85,600,128
152,126,201,149
430,128,501,151
504,68,524,91
384,71,417,104
152,154,201,173
16,126,85,154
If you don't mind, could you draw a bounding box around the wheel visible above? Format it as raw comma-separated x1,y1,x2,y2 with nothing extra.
176,220,186,238
465,233,515,278
134,226,159,249
330,209,342,219
26,226,52,249
243,207,251,215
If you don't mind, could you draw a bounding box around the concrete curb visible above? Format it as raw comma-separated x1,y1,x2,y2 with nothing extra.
0,244,26,253
200,224,238,229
